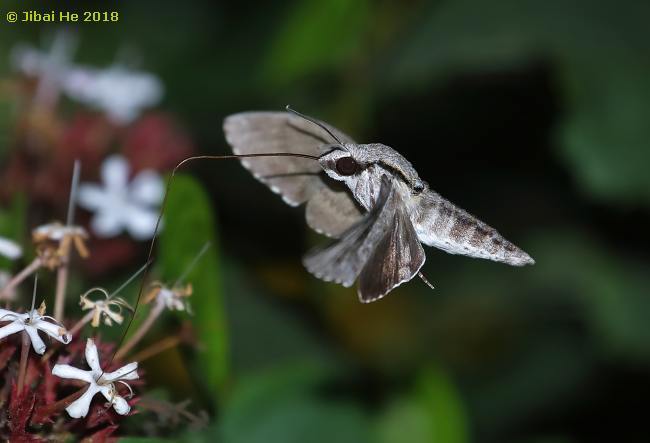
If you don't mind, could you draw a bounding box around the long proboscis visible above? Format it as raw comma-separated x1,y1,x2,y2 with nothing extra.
108,152,320,366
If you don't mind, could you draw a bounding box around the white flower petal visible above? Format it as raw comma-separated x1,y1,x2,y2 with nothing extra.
0,308,15,320
104,308,124,325
0,237,22,260
24,325,46,354
0,321,23,340
65,384,100,418
52,364,95,384
124,206,159,240
111,395,131,415
90,211,124,238
130,170,164,206
32,223,63,240
62,68,98,101
77,184,110,211
84,338,102,373
11,45,44,76
99,384,132,415
101,155,129,190
34,317,71,344
85,67,162,124
103,362,138,382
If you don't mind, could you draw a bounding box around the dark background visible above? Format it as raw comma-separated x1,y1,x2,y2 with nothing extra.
1,1,649,442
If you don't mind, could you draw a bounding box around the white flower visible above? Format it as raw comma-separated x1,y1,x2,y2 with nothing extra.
62,65,163,124
11,35,162,124
52,338,138,418
32,222,89,268
32,222,88,242
0,304,71,354
145,283,192,312
11,44,49,77
0,237,22,260
79,288,132,327
78,155,164,240
10,32,76,107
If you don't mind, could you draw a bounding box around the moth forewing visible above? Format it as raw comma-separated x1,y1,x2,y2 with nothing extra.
223,112,363,233
357,191,425,303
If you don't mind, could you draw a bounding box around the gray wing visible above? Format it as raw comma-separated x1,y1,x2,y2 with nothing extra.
305,179,364,238
224,111,363,237
357,206,425,303
303,176,424,302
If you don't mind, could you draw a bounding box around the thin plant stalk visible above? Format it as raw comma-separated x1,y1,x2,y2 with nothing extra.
54,160,80,320
115,301,164,361
173,242,210,288
31,387,85,424
67,310,95,336
131,335,181,363
17,331,30,393
0,257,42,300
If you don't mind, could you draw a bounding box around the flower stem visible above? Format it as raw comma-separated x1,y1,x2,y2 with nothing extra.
54,159,81,320
68,307,95,336
131,335,181,363
53,259,70,321
115,301,164,361
17,331,30,393
31,386,85,425
0,257,42,300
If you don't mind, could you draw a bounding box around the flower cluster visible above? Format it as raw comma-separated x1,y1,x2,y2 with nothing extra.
2,31,193,275
0,212,204,439
0,33,205,439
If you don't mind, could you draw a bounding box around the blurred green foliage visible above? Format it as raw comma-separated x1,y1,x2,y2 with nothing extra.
0,194,27,269
385,0,650,205
159,174,228,400
377,367,468,443
220,363,370,443
262,0,370,86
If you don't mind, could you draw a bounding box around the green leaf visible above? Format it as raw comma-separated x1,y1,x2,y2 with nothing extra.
261,0,370,86
159,174,228,400
558,59,650,204
386,0,650,205
119,438,178,443
223,261,337,375
220,363,371,443
528,230,650,359
0,194,27,269
376,365,469,443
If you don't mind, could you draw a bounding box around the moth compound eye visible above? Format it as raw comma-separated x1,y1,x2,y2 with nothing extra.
335,157,358,176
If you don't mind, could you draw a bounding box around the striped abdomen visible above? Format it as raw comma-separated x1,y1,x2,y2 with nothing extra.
410,190,534,266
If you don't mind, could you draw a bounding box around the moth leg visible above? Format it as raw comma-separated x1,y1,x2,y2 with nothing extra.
417,272,435,291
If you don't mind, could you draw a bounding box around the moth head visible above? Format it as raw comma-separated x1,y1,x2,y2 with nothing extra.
318,145,365,182
319,143,426,195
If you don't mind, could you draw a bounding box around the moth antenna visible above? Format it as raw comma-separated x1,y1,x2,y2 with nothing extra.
285,105,344,146
106,151,320,368
174,242,211,288
418,272,435,291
